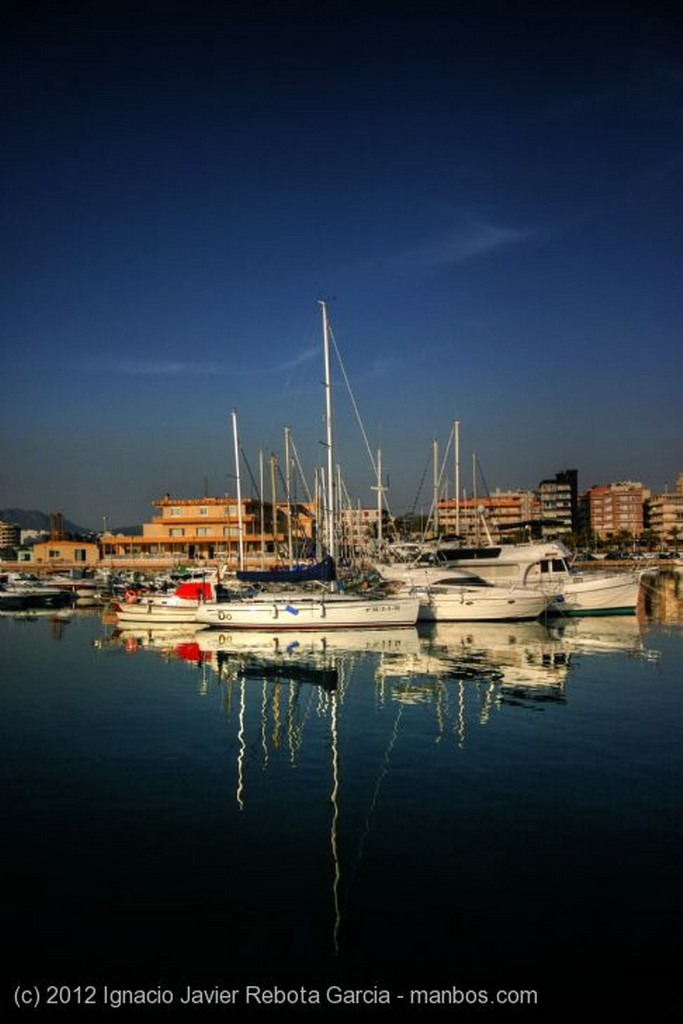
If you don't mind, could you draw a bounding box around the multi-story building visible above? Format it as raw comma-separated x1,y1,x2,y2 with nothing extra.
339,506,390,553
648,474,683,548
538,469,578,537
100,495,316,567
584,481,646,541
437,490,536,543
0,520,21,554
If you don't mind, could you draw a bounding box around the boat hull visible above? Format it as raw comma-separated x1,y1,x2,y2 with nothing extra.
113,600,202,625
415,588,551,623
544,572,643,616
196,594,420,630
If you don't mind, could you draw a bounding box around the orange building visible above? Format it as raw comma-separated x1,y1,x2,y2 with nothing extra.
586,482,646,541
100,495,316,568
31,539,101,566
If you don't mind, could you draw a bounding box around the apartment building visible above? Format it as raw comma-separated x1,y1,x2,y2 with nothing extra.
339,506,390,551
584,481,646,541
0,520,21,553
538,469,578,537
648,474,683,547
437,490,536,543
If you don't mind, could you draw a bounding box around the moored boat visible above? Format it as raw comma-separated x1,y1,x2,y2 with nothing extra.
112,575,220,625
0,573,73,610
196,589,420,631
410,578,554,623
375,539,644,616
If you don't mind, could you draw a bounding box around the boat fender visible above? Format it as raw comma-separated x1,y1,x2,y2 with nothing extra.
124,590,138,604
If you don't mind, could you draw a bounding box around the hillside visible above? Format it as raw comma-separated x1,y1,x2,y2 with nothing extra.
0,509,93,535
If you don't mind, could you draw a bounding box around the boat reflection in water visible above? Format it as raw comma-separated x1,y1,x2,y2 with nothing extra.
109,611,658,710
93,609,662,978
547,612,659,658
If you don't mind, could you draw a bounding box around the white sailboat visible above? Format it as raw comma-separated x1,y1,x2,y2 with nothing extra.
196,301,420,632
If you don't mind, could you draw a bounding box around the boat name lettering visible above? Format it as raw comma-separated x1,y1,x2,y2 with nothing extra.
218,611,232,621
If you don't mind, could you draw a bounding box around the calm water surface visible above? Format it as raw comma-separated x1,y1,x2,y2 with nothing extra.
2,571,683,1019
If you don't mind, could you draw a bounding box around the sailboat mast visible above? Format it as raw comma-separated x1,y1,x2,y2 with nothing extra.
231,409,244,571
259,449,265,567
433,438,439,537
376,446,383,546
285,426,293,568
320,299,335,562
454,419,460,537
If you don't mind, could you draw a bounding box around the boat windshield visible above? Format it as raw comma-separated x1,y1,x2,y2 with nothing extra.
540,559,570,575
434,575,494,588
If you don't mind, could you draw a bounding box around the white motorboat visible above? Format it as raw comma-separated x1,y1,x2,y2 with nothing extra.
112,575,221,625
410,578,553,623
0,572,73,610
544,566,644,616
376,539,644,616
46,570,107,604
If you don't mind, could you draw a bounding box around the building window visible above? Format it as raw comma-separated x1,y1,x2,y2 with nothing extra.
169,528,185,538
199,507,208,516
170,508,181,517
196,527,208,537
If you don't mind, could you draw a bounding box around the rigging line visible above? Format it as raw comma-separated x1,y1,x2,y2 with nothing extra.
328,322,392,516
289,437,314,504
240,446,261,500
342,696,405,913
476,456,492,502
409,453,430,520
419,428,456,541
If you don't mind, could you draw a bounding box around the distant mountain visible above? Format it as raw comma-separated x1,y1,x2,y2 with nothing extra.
108,524,143,536
0,509,144,537
0,509,93,535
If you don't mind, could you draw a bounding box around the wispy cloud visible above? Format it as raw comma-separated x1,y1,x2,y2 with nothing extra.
351,357,401,384
115,360,225,375
400,220,534,269
276,346,319,372
110,346,319,378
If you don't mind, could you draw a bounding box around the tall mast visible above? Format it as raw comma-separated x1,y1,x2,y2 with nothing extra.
270,453,277,556
472,450,478,545
454,419,460,537
259,449,265,567
231,409,244,571
319,299,335,562
433,438,439,537
374,446,383,546
284,426,293,568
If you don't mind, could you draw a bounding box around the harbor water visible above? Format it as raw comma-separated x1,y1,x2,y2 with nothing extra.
2,571,683,1019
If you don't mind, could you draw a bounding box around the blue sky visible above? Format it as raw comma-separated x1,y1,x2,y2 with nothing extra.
2,0,682,528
